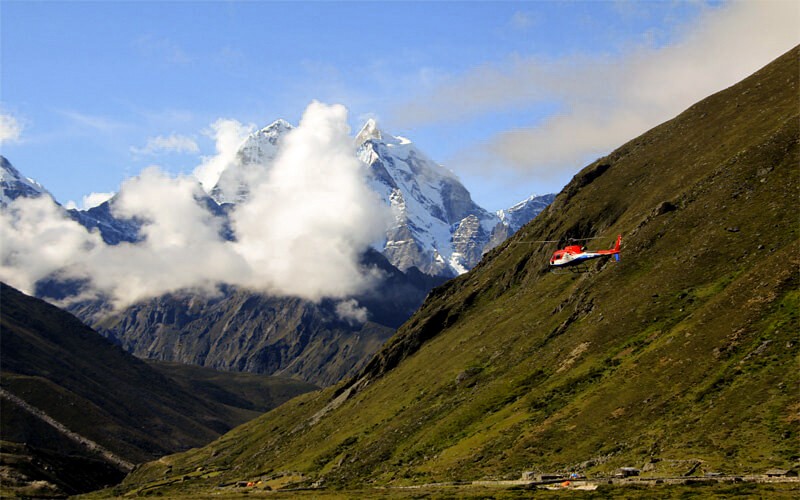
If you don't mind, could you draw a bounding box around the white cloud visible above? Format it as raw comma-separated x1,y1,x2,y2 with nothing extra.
0,196,103,295
130,134,199,156
510,11,536,30
86,167,250,307
193,119,254,192
82,191,115,210
230,101,391,300
66,192,116,211
0,102,391,311
0,113,23,142
335,299,368,325
393,1,800,182
58,110,128,134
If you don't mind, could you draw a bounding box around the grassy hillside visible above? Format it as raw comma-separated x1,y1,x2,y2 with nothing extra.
0,283,316,496
112,46,799,496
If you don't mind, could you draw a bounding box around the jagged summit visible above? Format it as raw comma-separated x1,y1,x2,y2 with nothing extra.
355,118,382,145
0,155,51,206
210,119,294,204
266,118,292,130
496,193,557,233
237,118,293,166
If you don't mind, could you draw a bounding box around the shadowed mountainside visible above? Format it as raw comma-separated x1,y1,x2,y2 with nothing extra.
64,250,445,388
0,283,316,497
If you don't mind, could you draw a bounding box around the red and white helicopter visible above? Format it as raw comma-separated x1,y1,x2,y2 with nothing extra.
549,235,622,271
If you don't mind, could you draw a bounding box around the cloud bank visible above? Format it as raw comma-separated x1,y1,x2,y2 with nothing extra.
393,1,799,181
0,102,390,312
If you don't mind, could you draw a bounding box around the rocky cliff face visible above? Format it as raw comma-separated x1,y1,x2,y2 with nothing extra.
497,193,556,232
75,289,393,388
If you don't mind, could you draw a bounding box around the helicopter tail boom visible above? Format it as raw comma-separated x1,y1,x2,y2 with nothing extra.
596,235,622,255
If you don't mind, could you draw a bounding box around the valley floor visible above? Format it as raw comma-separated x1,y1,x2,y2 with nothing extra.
79,475,800,499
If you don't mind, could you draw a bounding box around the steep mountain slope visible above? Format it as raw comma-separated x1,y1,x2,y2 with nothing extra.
2,158,434,386
211,119,293,204
0,283,316,496
146,360,317,414
114,46,799,496
67,199,141,245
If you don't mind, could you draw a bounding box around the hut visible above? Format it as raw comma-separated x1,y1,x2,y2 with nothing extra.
614,467,640,478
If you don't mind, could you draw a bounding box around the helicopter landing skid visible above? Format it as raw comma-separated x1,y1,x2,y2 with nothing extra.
550,264,591,275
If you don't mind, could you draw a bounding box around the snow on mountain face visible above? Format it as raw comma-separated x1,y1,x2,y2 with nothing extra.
208,118,554,277
496,193,556,233
1,156,140,245
356,119,503,276
0,156,51,206
68,200,141,245
210,119,293,205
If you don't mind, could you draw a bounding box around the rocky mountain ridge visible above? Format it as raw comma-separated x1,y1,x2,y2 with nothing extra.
0,156,51,207
67,250,443,387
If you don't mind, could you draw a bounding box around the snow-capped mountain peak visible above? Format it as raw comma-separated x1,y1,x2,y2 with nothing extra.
174,116,554,276
236,119,293,166
496,193,556,233
355,121,504,276
210,119,294,204
0,156,52,207
355,118,382,145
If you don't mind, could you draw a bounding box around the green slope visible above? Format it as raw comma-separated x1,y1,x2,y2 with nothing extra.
114,46,799,496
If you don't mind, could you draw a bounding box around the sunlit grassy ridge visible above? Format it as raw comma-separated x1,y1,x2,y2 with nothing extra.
109,46,798,496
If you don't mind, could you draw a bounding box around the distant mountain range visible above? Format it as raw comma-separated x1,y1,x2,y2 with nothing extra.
0,122,553,387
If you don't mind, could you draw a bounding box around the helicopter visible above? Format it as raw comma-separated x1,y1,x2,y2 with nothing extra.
549,235,622,271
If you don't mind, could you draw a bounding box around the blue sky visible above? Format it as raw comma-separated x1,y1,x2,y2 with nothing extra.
1,1,797,211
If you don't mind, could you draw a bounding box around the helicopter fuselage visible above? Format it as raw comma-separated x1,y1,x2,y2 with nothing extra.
549,235,621,268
